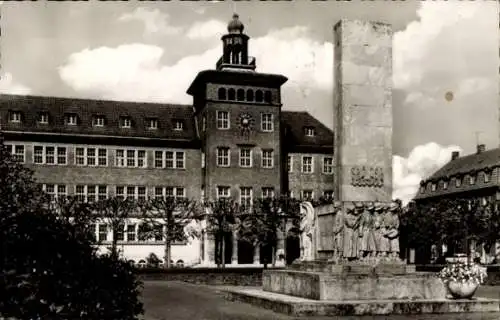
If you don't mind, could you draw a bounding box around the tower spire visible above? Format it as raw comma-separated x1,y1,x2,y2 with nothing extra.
216,13,255,72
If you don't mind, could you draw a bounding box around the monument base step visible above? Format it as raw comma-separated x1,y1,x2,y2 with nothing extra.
263,269,446,300
222,287,500,316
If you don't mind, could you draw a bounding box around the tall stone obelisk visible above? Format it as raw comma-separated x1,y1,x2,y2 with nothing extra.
333,20,393,203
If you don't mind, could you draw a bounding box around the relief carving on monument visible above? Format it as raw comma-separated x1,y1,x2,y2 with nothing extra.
299,202,316,261
350,166,384,188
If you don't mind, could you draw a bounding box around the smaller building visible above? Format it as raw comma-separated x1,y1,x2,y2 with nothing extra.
415,144,500,263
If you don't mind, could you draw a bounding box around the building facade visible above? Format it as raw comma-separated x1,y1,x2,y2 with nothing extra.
0,14,334,267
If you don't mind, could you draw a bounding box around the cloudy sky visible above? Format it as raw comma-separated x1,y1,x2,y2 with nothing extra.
0,1,498,204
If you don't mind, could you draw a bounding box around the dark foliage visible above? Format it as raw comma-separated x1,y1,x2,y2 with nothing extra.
0,134,144,319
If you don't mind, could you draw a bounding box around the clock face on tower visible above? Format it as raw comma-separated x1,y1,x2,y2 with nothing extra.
237,113,255,136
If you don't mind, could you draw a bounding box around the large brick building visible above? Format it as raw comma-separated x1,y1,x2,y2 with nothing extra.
0,14,334,267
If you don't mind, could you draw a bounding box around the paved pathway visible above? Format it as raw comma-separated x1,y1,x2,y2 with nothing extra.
141,281,500,320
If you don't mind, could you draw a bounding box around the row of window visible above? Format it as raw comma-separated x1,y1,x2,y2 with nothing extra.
217,87,272,104
210,111,274,131
215,186,333,205
41,184,186,202
5,145,187,169
421,171,492,194
7,111,183,131
6,144,333,173
91,222,164,243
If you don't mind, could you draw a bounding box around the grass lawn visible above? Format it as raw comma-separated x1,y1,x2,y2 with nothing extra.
141,281,500,320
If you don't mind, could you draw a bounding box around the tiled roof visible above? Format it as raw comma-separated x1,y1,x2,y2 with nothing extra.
426,148,500,181
280,111,333,153
0,94,197,141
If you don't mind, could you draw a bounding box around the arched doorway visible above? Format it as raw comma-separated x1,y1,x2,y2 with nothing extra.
238,240,254,264
286,235,300,265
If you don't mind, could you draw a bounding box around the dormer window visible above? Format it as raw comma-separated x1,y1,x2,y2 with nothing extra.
455,177,462,187
431,183,437,192
93,115,105,127
65,114,78,126
484,171,491,183
304,127,316,137
173,120,184,131
39,112,49,124
420,186,425,194
443,180,448,190
469,175,476,185
148,118,158,130
120,117,132,128
9,111,22,123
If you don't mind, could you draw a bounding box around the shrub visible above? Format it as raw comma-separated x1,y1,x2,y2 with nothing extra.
0,211,144,319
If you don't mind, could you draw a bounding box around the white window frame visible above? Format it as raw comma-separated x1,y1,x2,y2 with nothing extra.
261,113,274,132
154,186,186,199
443,181,448,190
239,148,252,168
262,187,275,199
98,223,108,242
174,120,184,131
32,145,67,165
115,186,147,201
9,111,21,123
115,149,147,168
5,144,25,163
39,113,49,124
75,147,107,167
305,127,315,137
455,177,462,187
240,187,253,207
484,172,491,183
431,183,437,192
323,190,334,199
469,175,476,185
302,190,314,201
217,186,231,199
66,114,77,126
216,111,230,130
93,116,105,127
148,119,158,130
302,156,314,173
154,150,185,169
120,117,132,128
75,185,108,203
287,155,293,173
217,147,230,167
126,224,137,242
261,149,274,168
323,157,333,174
42,184,68,201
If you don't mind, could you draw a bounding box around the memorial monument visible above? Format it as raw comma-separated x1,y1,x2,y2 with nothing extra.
222,19,500,316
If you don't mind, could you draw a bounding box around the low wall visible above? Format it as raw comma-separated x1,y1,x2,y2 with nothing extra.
136,267,285,286
136,265,500,286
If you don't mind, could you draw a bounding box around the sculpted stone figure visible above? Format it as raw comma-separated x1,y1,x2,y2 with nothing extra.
299,202,316,261
342,202,362,260
332,201,344,260
373,203,389,258
358,202,377,260
384,201,401,260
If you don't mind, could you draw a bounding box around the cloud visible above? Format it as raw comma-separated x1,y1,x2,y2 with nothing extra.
186,20,226,40
58,25,333,105
0,73,31,95
118,7,182,36
392,142,462,204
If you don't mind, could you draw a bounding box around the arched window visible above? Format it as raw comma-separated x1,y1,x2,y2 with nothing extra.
246,89,254,102
237,89,245,101
218,88,227,100
264,90,272,103
228,88,236,101
255,90,263,103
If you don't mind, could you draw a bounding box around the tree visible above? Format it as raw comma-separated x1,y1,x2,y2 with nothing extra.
141,197,201,268
93,197,140,260
205,198,240,268
238,195,302,267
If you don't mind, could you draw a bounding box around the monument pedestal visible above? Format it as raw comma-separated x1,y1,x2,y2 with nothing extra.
222,260,500,316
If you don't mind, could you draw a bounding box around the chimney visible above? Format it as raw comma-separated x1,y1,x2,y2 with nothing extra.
451,151,460,160
476,144,486,154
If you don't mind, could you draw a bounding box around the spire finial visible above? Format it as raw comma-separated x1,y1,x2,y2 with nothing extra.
227,13,244,33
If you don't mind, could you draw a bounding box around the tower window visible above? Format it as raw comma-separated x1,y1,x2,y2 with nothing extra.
264,91,272,103
255,90,263,103
217,147,230,167
237,89,245,101
246,89,254,101
228,88,236,101
216,111,230,129
218,88,227,100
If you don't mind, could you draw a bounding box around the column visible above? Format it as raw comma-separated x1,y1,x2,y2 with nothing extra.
232,230,238,264
253,243,260,265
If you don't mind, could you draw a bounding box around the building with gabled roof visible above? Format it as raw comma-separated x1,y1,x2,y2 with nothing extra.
0,14,334,267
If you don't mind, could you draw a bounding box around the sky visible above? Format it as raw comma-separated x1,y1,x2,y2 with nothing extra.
0,1,498,204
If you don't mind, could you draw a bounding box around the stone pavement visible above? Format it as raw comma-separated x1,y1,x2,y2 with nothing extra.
141,280,500,320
